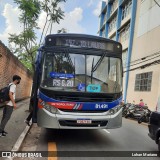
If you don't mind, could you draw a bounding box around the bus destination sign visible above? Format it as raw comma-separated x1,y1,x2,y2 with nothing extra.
46,37,116,51
63,39,106,50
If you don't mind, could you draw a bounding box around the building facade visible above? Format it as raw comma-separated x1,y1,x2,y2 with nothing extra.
98,0,137,102
126,0,160,110
98,0,160,110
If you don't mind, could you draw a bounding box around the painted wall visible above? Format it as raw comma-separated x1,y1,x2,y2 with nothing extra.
127,0,160,110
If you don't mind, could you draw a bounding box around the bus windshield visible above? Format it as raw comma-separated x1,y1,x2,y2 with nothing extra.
41,51,122,93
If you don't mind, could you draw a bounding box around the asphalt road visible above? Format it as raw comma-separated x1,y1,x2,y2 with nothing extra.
19,118,160,160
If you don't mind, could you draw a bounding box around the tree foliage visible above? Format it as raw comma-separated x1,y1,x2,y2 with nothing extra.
9,0,66,72
57,28,67,33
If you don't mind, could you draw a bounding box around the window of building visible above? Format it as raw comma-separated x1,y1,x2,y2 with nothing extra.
110,0,118,15
135,72,152,91
102,13,107,25
104,13,107,21
122,0,132,20
119,23,130,43
141,0,145,3
102,29,106,37
122,49,128,67
108,15,117,33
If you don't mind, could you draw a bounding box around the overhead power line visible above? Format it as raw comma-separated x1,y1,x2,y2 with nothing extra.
129,51,160,64
124,54,160,68
124,59,160,73
154,0,160,7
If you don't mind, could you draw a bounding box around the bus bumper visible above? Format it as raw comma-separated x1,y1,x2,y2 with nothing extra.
37,108,122,129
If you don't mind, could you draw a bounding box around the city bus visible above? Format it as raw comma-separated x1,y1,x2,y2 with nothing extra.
32,34,123,129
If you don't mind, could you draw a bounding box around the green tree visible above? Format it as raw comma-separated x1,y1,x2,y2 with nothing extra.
9,0,66,72
57,28,67,33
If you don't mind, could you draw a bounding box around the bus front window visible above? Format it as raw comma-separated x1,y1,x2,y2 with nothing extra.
86,56,122,93
41,52,122,93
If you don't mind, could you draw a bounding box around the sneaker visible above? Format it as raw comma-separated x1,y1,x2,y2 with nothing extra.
0,132,6,137
24,120,31,126
2,131,8,135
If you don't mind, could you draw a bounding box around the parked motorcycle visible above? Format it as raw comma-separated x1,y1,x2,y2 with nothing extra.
122,103,131,117
125,105,145,119
138,107,151,123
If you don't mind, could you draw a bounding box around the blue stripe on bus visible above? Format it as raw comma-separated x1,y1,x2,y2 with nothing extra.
39,91,122,110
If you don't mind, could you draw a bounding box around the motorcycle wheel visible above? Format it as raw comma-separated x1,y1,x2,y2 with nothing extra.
122,111,127,117
138,118,142,124
146,117,149,123
125,115,128,118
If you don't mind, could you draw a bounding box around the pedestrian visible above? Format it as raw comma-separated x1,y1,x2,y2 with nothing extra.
139,99,144,107
24,111,32,126
24,97,33,126
0,75,21,137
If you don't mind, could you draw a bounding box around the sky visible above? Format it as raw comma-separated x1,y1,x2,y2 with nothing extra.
0,0,105,47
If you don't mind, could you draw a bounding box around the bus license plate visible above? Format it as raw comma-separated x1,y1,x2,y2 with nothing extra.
77,119,92,124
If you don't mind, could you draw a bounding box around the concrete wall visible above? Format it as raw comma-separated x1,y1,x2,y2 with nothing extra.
0,40,33,100
127,0,160,110
127,65,160,109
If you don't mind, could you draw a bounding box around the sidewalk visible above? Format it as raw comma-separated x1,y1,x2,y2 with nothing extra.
0,99,31,151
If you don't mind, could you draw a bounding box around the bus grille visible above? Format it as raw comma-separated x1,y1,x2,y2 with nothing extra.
54,95,114,102
58,109,108,113
59,120,108,127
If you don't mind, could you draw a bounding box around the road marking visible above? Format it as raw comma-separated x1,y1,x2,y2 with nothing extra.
48,142,57,160
12,125,31,151
103,129,110,134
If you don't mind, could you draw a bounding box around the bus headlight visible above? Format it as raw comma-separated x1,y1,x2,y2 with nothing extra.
109,105,121,115
44,104,57,114
109,109,115,114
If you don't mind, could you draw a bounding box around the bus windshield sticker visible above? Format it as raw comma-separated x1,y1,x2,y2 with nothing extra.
53,79,74,87
77,83,85,91
50,72,75,79
86,84,101,92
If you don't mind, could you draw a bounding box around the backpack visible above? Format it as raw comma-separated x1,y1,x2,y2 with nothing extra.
0,84,13,103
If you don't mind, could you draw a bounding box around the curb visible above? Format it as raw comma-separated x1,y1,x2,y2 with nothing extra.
12,125,31,152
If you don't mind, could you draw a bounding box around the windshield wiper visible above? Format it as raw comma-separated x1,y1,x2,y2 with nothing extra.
91,52,107,83
91,57,94,83
92,52,107,72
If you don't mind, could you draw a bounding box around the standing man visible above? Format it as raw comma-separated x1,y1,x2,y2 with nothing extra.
0,75,21,137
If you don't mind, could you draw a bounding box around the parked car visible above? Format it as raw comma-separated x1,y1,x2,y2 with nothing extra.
148,96,160,151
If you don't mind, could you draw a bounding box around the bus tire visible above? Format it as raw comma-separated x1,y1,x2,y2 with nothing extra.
158,137,160,151
138,118,142,124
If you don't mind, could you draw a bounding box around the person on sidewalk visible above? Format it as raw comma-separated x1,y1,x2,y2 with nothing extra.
0,75,21,137
24,111,32,126
24,88,39,126
24,97,33,126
